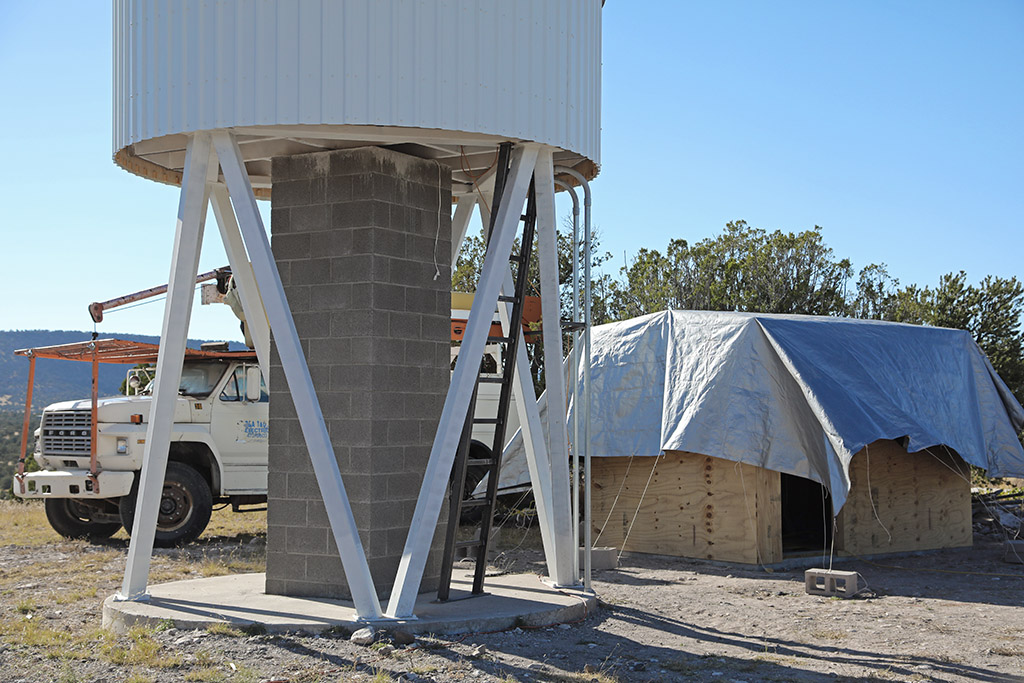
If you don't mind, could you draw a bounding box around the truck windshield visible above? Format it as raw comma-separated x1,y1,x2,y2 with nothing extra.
178,362,227,398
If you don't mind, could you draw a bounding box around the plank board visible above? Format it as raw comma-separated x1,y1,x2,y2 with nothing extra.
591,451,782,564
835,440,972,556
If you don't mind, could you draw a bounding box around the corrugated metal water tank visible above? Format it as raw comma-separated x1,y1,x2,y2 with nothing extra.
113,0,602,195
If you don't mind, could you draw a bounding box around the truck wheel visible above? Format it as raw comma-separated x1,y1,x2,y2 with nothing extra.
44,499,122,540
119,462,213,547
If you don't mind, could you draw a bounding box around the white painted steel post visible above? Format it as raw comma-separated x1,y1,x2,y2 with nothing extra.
534,150,577,587
209,184,271,378
555,178,582,583
476,190,494,236
451,195,478,265
212,131,383,619
118,132,212,600
387,144,540,618
498,271,558,573
554,166,593,591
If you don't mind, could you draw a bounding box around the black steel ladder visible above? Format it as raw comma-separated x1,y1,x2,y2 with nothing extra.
437,144,538,601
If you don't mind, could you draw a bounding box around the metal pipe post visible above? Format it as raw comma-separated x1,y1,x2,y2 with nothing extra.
555,178,581,582
15,353,36,493
553,166,593,591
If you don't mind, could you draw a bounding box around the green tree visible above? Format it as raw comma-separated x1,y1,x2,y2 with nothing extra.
927,272,1024,403
451,218,612,391
850,263,930,323
609,221,852,318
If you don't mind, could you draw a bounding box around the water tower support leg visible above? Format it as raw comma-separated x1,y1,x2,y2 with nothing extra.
533,150,577,587
209,183,271,377
212,131,383,619
118,132,212,600
497,272,558,571
387,144,540,619
450,195,478,265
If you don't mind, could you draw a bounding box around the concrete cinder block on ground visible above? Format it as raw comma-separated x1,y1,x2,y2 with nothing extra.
580,547,619,571
804,568,859,597
1004,539,1024,564
267,147,451,600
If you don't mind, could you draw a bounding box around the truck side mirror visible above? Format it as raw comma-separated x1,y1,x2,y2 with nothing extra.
245,367,263,402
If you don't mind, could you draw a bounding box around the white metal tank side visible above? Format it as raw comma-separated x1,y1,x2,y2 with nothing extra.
113,0,601,195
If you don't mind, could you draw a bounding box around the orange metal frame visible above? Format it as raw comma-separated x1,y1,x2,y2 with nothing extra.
450,295,543,343
13,338,258,494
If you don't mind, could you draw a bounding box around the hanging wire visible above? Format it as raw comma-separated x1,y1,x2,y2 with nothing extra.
864,443,893,544
922,445,1022,558
618,455,662,561
734,460,769,570
593,454,634,546
432,159,443,281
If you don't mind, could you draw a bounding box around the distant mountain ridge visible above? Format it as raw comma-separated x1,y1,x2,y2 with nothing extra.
0,330,245,412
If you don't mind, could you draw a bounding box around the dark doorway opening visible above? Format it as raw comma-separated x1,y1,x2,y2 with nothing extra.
781,474,832,555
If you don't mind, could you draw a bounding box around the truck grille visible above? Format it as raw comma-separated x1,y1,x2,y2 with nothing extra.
40,410,92,456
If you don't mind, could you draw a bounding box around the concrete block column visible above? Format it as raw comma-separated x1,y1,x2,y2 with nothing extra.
265,147,451,600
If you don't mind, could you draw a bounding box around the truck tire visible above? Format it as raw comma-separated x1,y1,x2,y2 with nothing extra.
119,462,213,547
44,498,122,540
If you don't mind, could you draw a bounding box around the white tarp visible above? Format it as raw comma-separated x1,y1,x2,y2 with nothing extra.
497,310,1024,512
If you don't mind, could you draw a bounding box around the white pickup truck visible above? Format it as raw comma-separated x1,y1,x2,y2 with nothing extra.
14,292,535,545
14,339,268,546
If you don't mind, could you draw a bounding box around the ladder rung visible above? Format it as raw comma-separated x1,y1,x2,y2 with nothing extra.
478,376,503,384
561,321,585,331
461,498,488,508
497,295,516,303
466,458,495,467
487,336,511,344
456,539,484,550
473,418,500,425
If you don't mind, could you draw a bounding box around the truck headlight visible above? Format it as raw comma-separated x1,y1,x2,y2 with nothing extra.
116,437,128,454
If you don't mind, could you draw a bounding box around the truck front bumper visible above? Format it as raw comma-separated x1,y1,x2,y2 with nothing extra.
14,470,135,499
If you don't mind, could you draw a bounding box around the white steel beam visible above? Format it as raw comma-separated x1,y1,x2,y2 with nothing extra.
212,131,383,619
118,132,212,600
475,190,494,236
450,195,478,265
534,149,577,587
387,144,540,618
497,272,558,573
209,184,271,377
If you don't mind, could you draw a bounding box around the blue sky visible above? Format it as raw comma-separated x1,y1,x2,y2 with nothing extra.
1,1,1021,342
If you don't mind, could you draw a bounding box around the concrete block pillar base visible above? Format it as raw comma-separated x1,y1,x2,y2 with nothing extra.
265,147,452,600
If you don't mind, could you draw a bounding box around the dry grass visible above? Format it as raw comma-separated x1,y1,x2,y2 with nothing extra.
810,628,847,641
102,626,182,668
204,505,267,539
205,622,245,637
546,670,620,683
0,498,269,682
0,498,267,548
0,499,64,546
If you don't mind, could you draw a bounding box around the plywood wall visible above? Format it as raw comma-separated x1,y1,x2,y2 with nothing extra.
591,451,783,564
835,440,972,556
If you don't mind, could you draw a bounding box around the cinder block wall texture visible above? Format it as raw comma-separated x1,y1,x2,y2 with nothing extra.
265,147,451,600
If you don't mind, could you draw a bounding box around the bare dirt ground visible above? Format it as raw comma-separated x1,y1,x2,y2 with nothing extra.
0,500,1022,683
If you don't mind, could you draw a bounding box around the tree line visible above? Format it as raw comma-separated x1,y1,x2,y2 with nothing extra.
453,220,1024,405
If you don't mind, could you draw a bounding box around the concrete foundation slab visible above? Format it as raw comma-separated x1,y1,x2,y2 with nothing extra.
102,570,596,636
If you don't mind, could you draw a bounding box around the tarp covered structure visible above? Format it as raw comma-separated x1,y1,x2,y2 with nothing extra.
499,310,1024,512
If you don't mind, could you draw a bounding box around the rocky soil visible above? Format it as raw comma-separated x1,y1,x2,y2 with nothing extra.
0,503,1022,683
